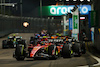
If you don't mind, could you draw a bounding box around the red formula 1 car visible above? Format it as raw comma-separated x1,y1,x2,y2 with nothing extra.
13,37,61,61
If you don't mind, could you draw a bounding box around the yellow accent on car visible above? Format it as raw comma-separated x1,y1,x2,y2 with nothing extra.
56,51,58,55
43,36,46,38
71,50,73,54
21,45,24,55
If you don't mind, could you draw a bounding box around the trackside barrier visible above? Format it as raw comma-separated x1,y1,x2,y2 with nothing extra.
0,15,61,37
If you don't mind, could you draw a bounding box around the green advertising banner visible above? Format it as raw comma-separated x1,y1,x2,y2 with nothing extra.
73,15,78,29
41,6,70,16
72,8,79,40
39,5,91,16
42,6,53,16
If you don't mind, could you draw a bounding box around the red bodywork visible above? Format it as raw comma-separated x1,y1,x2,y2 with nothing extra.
30,44,48,57
28,38,65,58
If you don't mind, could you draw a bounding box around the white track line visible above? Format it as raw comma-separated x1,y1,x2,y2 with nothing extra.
77,65,89,67
88,52,100,67
77,52,100,67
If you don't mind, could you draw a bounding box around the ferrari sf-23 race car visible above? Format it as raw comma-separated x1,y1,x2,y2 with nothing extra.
2,36,26,49
13,36,66,61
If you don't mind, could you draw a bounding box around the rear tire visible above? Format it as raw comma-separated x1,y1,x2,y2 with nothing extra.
62,44,72,58
72,43,81,57
2,40,7,49
7,41,13,48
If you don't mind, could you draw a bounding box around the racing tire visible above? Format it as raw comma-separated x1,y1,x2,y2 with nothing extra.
62,44,72,58
48,45,59,60
16,56,25,61
7,41,13,48
72,43,82,57
52,48,59,60
2,40,7,49
48,45,54,55
15,45,26,61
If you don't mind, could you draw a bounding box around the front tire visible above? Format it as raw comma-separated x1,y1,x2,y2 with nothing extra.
48,45,58,59
15,44,26,61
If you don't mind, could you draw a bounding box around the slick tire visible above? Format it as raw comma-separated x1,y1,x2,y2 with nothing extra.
48,45,54,55
15,45,25,61
72,44,81,57
62,44,72,58
16,57,25,61
2,40,7,49
7,41,13,48
48,45,58,60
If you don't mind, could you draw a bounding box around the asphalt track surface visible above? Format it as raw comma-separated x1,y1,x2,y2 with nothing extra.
0,33,99,67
